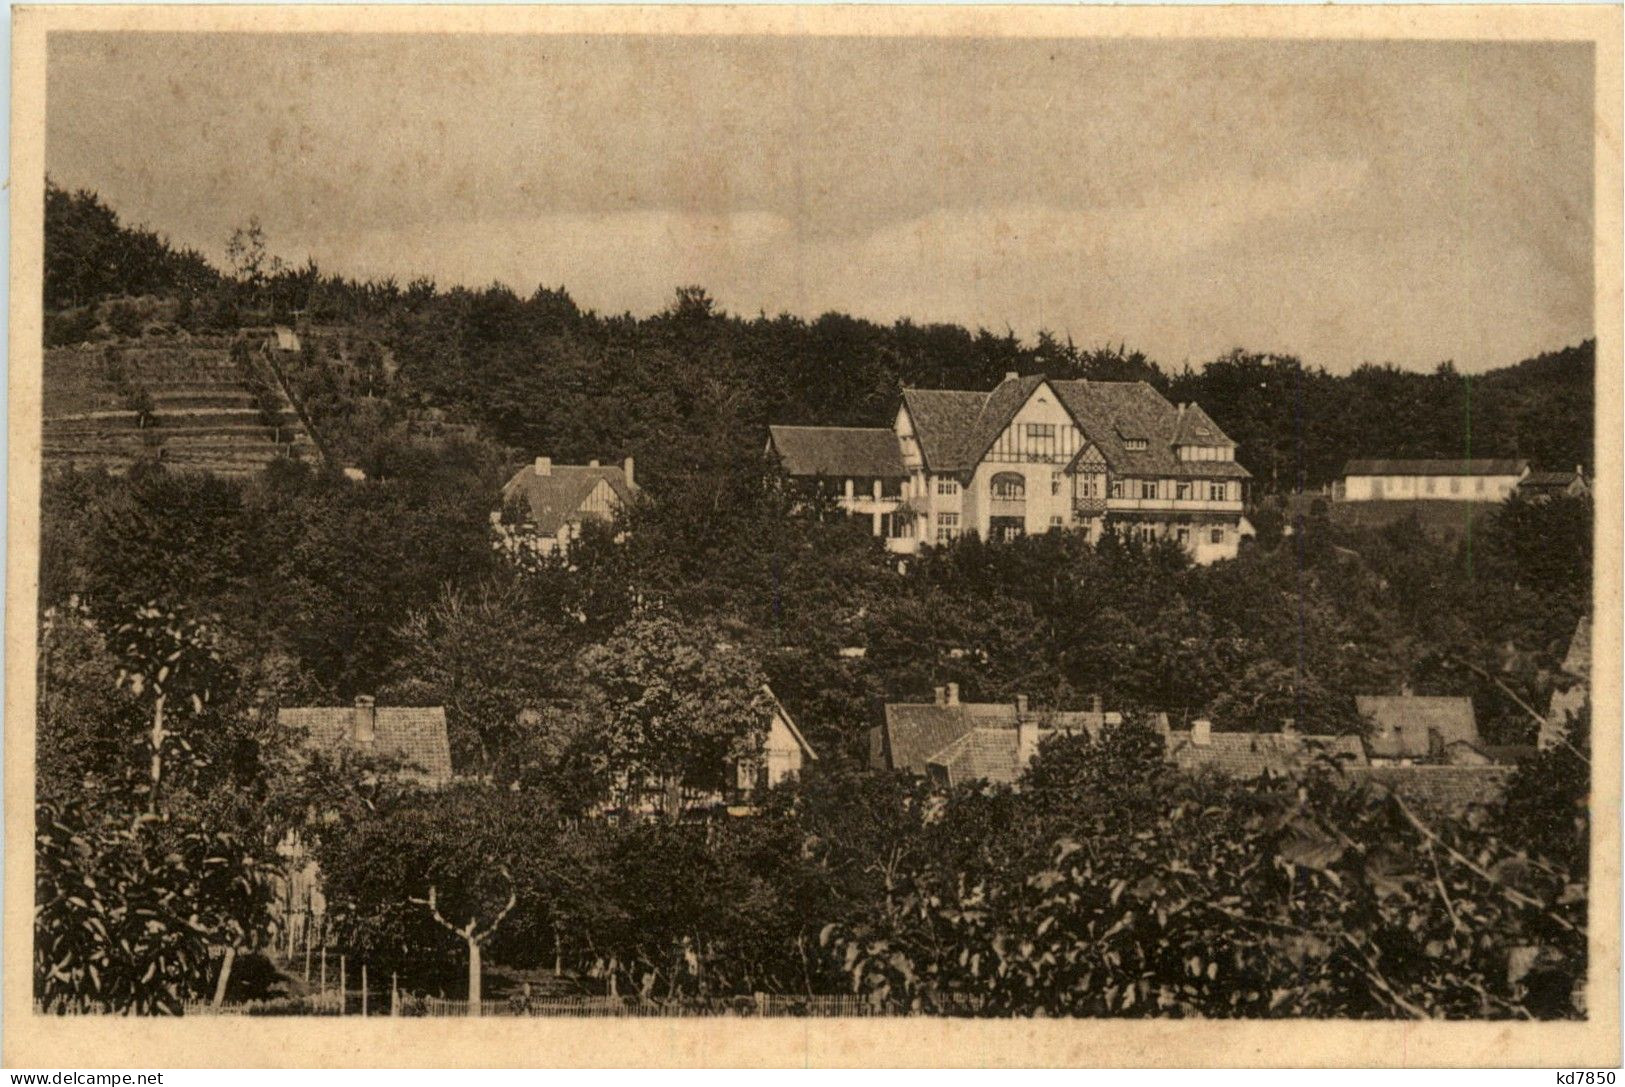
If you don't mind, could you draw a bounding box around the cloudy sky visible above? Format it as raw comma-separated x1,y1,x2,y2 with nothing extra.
46,33,1592,372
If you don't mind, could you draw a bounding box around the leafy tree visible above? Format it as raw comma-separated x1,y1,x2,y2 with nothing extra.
579,615,773,815
385,580,582,777
35,799,270,1014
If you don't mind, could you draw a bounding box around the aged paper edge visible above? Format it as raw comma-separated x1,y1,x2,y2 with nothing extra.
6,4,1621,1069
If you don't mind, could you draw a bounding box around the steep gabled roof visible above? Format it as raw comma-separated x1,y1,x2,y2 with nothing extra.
278,705,453,784
898,387,989,472
963,374,1049,468
1356,695,1478,759
1343,458,1528,478
501,462,637,536
761,684,818,761
766,426,906,480
1052,380,1250,480
900,376,1249,481
1171,402,1234,448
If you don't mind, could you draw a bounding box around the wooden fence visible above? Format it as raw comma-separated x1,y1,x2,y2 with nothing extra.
180,992,887,1017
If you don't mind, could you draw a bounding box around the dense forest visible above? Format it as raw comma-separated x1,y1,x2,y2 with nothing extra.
36,183,1594,1017
45,182,1594,492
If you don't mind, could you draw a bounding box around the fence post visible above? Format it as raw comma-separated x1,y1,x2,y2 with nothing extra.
362,964,369,1018
340,955,347,1016
392,972,399,1017
304,926,312,983
320,947,327,999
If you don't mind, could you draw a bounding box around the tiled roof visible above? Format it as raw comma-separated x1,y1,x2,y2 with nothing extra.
279,705,453,784
899,375,1249,481
964,375,1049,467
1356,695,1478,759
878,699,1115,774
1348,765,1512,809
501,462,636,536
767,426,907,479
880,703,983,774
1165,731,1367,779
1051,380,1251,480
1171,402,1234,448
927,728,1022,786
898,388,991,472
1343,458,1528,477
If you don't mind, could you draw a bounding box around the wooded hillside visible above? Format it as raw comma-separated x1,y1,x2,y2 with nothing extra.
44,183,1594,493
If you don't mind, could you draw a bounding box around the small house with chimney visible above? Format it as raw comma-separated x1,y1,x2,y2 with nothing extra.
1355,691,1480,766
277,695,453,786
496,455,638,557
872,684,1135,785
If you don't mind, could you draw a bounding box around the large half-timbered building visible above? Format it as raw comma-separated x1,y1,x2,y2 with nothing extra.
769,372,1252,563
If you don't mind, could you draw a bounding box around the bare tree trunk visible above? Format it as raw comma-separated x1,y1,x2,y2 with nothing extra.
468,938,482,1016
212,946,236,1007
664,773,682,824
148,693,166,814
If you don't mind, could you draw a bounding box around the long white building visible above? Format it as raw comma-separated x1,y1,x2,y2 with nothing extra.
768,373,1253,563
1341,458,1530,502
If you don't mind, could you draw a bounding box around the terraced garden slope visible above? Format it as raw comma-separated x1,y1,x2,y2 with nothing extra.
44,333,320,478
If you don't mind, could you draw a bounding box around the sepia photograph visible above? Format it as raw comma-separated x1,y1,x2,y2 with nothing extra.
6,3,1620,1069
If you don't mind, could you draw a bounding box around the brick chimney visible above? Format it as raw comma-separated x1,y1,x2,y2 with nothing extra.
534,456,552,477
624,456,635,487
1191,718,1212,747
589,458,600,468
1090,693,1103,715
1004,370,1020,382
353,695,377,745
946,682,960,707
1015,694,1029,716
1282,717,1297,736
934,685,947,706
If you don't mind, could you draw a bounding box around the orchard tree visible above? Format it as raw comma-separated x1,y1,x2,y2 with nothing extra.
386,579,581,777
579,615,772,818
316,785,551,1010
111,603,228,813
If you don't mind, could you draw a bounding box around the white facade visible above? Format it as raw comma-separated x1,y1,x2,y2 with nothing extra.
889,380,1250,563
1344,472,1524,502
1342,460,1530,502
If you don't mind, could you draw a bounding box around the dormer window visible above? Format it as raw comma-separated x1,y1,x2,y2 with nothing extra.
1124,438,1148,452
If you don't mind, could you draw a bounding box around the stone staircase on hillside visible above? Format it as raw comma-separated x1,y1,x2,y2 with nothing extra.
43,338,320,479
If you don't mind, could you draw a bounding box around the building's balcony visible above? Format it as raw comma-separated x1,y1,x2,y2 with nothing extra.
988,497,1027,517
1072,495,1107,517
1107,497,1243,514
837,494,904,514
